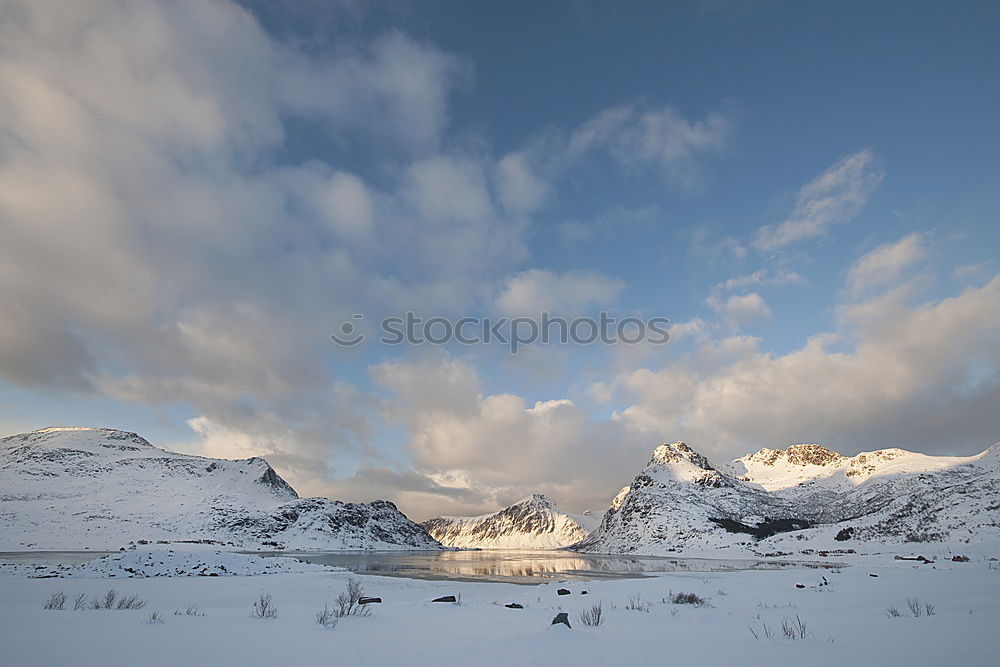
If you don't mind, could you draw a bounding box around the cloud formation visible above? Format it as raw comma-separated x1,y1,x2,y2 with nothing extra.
754,149,884,251
846,232,927,295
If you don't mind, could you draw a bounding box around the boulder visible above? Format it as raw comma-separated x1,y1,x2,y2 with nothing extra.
551,612,571,628
505,603,523,609
359,597,382,605
432,595,457,603
557,588,571,596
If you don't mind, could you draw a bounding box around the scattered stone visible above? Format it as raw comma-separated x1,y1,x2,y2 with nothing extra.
581,591,588,595
557,588,571,596
868,573,879,577
895,555,931,563
795,583,805,589
551,612,571,628
952,555,970,562
834,527,855,541
432,595,457,603
505,603,523,609
359,597,382,605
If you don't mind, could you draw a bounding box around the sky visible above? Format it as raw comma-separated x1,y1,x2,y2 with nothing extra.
1,0,999,520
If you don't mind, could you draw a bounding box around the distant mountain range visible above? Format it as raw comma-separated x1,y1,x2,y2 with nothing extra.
574,441,1000,556
421,494,598,549
3,427,998,555
0,427,441,551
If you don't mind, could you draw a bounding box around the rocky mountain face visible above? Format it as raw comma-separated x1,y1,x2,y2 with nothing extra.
422,494,599,549
574,441,1000,556
0,427,442,551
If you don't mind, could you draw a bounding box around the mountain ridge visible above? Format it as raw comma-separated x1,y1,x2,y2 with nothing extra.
421,494,599,549
574,440,1000,556
0,427,442,551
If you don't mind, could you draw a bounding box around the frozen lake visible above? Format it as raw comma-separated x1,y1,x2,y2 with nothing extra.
0,549,840,583
256,549,837,583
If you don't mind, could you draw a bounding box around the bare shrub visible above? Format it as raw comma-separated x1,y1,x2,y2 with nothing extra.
251,593,278,619
924,603,935,616
625,594,651,612
146,611,164,625
670,592,707,606
749,621,773,640
43,592,66,610
334,577,370,618
73,593,87,611
906,597,923,618
316,604,338,628
781,615,811,639
91,589,118,610
578,601,604,627
174,605,204,616
116,594,146,610
886,605,901,618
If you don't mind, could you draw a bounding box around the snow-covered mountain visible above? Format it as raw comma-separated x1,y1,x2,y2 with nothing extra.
421,494,599,549
574,441,1000,556
0,427,442,551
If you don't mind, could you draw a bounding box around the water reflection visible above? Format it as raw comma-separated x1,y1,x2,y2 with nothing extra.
266,549,835,584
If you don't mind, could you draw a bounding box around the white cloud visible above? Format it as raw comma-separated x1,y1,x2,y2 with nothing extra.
308,170,376,239
494,269,625,317
367,354,644,518
954,261,993,282
753,149,884,251
707,291,772,326
567,104,731,190
283,31,469,152
494,151,548,214
846,232,927,294
405,156,492,223
0,0,516,491
719,269,803,291
613,273,1000,460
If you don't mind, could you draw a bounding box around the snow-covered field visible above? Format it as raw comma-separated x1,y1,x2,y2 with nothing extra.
1,549,998,666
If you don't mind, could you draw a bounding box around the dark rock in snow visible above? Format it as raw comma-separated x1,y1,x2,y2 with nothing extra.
835,527,855,541
505,603,523,609
551,612,571,628
557,588,571,595
359,597,381,604
432,595,457,603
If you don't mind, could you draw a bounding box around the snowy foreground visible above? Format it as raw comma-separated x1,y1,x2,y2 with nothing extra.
1,550,999,666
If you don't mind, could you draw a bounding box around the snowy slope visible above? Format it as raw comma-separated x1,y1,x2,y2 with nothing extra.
421,495,599,549
574,441,1000,556
0,427,442,551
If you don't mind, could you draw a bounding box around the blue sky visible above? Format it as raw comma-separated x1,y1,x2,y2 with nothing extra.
1,0,998,518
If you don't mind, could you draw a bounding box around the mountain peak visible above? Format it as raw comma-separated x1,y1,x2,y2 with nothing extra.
4,427,158,453
422,494,597,549
649,441,714,470
513,493,552,507
744,444,845,467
